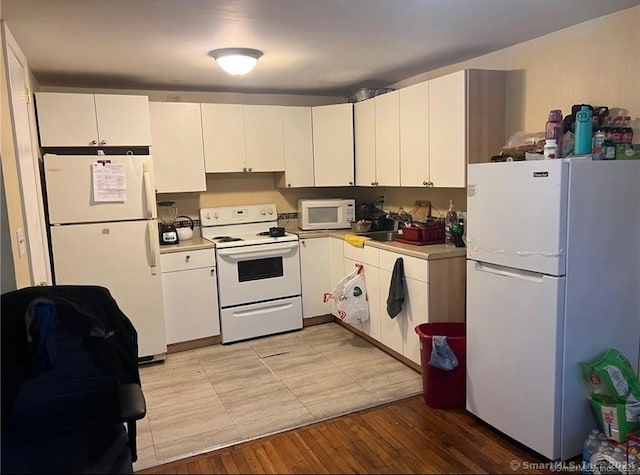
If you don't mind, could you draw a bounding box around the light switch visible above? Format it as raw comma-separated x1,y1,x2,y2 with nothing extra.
16,228,26,257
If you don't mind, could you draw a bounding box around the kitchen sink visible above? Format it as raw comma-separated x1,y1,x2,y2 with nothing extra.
365,231,399,242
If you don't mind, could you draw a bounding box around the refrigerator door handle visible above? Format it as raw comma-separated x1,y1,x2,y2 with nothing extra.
148,220,159,275
143,162,155,218
473,261,544,283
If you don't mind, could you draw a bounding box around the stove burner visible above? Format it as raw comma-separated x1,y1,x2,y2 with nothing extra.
214,236,243,243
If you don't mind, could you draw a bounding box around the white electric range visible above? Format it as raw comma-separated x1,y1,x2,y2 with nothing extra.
200,203,302,344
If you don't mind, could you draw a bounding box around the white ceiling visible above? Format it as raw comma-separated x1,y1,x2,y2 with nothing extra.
2,0,639,97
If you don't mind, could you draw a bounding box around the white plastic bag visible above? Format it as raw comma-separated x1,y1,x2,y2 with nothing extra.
323,265,369,325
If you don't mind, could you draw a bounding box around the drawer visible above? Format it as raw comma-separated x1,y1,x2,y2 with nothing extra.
379,249,428,282
160,248,215,272
343,242,379,266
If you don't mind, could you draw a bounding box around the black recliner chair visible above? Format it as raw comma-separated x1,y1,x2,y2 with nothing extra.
1,285,147,474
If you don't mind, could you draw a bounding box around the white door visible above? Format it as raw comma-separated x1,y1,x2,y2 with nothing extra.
149,102,206,193
50,220,166,358
243,105,284,172
467,161,569,275
3,23,52,285
94,94,152,146
34,92,99,147
44,154,156,224
216,241,301,307
282,106,314,187
354,99,376,186
466,260,565,460
312,103,354,187
399,80,430,187
201,103,246,172
299,238,330,318
374,90,400,186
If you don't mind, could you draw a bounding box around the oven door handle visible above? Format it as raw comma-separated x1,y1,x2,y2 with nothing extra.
216,242,299,260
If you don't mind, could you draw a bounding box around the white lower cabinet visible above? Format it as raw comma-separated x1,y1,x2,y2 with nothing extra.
299,237,331,318
328,236,345,318
342,242,380,340
160,248,220,344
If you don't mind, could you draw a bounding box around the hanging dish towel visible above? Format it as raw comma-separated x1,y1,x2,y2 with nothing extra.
386,257,405,318
343,233,369,248
429,336,459,371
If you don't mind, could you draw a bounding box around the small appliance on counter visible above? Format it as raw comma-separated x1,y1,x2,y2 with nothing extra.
174,215,194,241
297,198,355,230
158,201,179,245
355,201,395,232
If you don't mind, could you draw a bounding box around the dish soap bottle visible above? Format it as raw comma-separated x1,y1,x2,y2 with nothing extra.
445,200,458,247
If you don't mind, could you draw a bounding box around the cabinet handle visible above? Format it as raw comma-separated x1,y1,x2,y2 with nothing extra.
349,181,353,185
210,268,215,276
301,240,306,247
185,255,190,262
99,140,107,145
89,139,97,145
243,167,247,172
248,167,253,172
287,183,291,187
423,180,428,186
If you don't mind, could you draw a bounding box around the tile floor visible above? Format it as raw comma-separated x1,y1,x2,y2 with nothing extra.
133,322,423,471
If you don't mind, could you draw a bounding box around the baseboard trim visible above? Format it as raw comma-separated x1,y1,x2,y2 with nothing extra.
167,335,220,353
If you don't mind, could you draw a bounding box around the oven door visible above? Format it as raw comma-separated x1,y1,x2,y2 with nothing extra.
216,241,301,307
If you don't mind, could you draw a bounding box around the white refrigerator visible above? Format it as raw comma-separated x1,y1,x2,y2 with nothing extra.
43,153,167,361
465,158,640,461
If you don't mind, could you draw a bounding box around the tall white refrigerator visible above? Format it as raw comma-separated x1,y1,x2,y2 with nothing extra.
43,153,167,361
466,158,640,461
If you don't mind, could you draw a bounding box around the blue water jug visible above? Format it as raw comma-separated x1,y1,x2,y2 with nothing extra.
574,105,593,155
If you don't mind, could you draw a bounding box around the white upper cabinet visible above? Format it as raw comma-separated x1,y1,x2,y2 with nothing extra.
374,90,400,186
278,106,315,188
201,103,285,173
428,69,506,187
312,103,354,187
428,70,467,188
35,92,152,147
355,92,400,187
354,98,376,187
149,102,206,193
399,81,430,187
243,105,285,172
201,103,246,173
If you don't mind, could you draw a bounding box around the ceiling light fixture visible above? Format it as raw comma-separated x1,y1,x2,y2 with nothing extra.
208,48,263,76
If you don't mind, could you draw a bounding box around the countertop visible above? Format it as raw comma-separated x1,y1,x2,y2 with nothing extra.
159,235,214,254
287,227,466,261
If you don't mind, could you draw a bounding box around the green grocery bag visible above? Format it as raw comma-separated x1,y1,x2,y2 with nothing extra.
589,393,640,442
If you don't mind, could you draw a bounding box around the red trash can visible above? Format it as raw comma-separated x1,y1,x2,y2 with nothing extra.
415,322,466,409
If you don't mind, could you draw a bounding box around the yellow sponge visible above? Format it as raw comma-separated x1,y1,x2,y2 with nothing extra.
344,233,370,248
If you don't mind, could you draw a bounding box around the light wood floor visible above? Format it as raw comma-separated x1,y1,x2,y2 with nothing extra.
137,395,560,474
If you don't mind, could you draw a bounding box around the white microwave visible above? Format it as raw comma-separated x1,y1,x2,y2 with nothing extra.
298,199,355,230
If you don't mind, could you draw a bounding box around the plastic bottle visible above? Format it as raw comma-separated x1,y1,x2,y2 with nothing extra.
582,434,600,474
545,109,564,157
610,116,623,143
444,200,458,247
574,106,593,155
622,116,634,144
628,453,638,475
544,139,558,159
612,447,626,473
592,127,606,159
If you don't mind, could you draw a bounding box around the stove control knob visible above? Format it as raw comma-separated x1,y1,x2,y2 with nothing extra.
214,212,219,219
205,212,211,220
260,208,266,215
267,208,273,215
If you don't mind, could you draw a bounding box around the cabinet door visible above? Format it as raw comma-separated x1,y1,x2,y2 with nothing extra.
35,92,98,146
312,103,354,187
281,106,314,188
354,99,376,187
149,102,206,193
428,70,466,187
402,276,429,365
94,94,152,146
244,105,285,172
328,237,345,317
379,268,404,355
299,238,331,318
374,90,400,186
399,81,430,187
343,257,380,341
201,103,246,172
161,265,220,344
